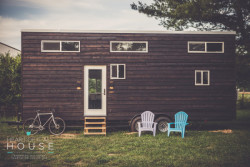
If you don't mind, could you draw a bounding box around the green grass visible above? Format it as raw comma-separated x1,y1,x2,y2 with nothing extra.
237,94,250,109
1,110,250,167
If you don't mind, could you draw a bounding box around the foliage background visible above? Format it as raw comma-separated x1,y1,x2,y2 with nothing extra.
0,53,21,117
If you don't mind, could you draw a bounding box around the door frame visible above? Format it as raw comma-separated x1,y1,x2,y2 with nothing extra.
84,65,107,116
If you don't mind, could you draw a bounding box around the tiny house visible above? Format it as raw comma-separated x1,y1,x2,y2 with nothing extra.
21,30,236,132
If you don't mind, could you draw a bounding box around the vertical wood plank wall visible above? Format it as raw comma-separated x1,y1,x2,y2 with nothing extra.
21,32,236,121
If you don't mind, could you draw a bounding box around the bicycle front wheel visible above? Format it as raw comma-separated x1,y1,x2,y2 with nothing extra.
49,117,66,135
23,118,39,135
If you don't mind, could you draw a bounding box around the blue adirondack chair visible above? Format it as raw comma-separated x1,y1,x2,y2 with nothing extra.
167,111,189,138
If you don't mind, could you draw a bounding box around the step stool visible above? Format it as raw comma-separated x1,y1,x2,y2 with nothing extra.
84,117,106,136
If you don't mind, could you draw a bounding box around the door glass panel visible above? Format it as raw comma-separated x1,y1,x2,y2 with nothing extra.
88,70,102,109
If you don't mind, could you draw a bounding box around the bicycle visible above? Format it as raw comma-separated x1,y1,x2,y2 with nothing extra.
23,109,66,135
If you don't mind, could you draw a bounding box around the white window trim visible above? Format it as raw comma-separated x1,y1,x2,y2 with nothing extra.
195,70,210,86
41,40,80,52
188,41,224,53
110,41,148,53
110,64,126,79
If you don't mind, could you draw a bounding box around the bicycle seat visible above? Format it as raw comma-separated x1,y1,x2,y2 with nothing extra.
50,109,56,113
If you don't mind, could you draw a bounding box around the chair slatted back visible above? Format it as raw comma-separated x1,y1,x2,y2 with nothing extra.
175,111,188,129
141,111,155,128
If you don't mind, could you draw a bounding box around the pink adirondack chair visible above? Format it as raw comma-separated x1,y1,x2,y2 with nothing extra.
138,111,157,137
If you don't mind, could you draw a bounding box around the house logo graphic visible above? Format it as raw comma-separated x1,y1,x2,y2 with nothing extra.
6,135,54,160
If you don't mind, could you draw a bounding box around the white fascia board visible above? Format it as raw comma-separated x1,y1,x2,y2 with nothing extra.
21,29,236,35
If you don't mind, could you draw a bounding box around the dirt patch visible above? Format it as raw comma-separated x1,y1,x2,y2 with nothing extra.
209,129,233,134
125,132,137,135
108,153,119,156
52,133,80,139
75,160,85,166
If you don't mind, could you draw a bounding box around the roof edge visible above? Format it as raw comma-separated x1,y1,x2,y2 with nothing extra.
21,29,236,35
0,42,21,52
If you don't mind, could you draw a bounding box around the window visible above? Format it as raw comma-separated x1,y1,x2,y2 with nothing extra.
61,42,80,51
207,42,223,52
41,41,80,52
110,64,126,79
110,41,148,52
195,70,210,86
188,42,224,53
188,42,205,52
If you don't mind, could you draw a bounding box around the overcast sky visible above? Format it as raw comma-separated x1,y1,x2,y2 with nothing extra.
0,0,166,50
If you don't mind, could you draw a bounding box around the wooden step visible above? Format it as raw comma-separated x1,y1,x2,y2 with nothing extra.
84,117,106,120
84,122,106,124
84,116,107,136
85,127,106,130
84,132,106,135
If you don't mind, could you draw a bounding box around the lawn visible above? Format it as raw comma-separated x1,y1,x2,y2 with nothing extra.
0,110,250,167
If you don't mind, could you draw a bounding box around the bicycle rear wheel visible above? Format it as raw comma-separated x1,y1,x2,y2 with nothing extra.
49,117,66,135
23,118,39,135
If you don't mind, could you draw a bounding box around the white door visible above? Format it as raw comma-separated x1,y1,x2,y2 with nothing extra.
84,66,106,116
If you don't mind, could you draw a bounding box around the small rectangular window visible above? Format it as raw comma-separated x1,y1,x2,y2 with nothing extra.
119,65,125,78
41,41,80,52
188,42,224,53
189,42,205,52
207,42,223,52
110,64,126,79
111,65,117,78
62,42,80,51
195,70,210,86
43,41,60,51
196,71,202,84
110,41,148,52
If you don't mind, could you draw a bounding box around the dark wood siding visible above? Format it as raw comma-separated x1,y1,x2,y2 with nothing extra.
21,32,236,121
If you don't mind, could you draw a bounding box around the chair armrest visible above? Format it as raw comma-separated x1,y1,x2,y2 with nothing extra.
153,122,157,127
167,122,175,128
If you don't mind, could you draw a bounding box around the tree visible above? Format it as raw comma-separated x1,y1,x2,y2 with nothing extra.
131,0,250,88
131,0,249,54
0,53,21,116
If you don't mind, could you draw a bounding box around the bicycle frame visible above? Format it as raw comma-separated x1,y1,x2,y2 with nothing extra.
32,112,56,129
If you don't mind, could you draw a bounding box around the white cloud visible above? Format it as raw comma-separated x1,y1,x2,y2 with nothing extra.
0,0,164,50
17,0,106,11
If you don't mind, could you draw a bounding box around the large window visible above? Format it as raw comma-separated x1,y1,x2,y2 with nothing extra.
110,41,148,52
41,41,80,52
110,64,126,79
195,70,210,86
188,42,224,53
